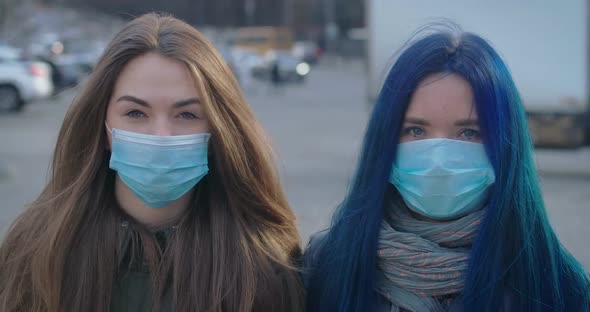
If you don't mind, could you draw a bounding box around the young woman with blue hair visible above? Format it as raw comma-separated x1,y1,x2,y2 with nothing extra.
305,28,590,312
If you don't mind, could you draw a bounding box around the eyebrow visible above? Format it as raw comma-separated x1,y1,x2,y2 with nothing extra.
404,117,479,127
116,95,201,108
404,117,430,126
454,119,479,127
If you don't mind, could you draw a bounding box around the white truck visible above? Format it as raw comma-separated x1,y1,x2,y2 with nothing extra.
367,0,589,147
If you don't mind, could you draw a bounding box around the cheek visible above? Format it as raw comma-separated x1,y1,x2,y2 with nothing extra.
398,136,414,143
203,120,212,133
186,119,211,134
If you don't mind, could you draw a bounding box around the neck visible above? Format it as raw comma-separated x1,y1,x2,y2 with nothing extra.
114,175,193,230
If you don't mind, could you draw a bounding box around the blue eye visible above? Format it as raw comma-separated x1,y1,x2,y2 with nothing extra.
459,128,480,140
403,127,425,137
125,110,146,118
178,112,198,120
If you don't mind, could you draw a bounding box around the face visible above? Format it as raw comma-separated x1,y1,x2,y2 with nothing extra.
106,52,210,143
400,73,481,143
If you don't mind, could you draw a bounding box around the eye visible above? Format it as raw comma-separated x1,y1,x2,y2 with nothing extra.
125,110,146,118
177,112,199,120
403,126,425,137
459,128,480,140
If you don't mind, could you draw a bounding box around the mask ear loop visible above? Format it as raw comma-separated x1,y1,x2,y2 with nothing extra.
105,122,114,151
105,122,113,134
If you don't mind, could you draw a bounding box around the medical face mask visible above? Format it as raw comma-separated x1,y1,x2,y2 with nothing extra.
390,138,495,220
108,126,210,208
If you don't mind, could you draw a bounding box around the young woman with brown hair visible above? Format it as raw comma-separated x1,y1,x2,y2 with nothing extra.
0,13,304,312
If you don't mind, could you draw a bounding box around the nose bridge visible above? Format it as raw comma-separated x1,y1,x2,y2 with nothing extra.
428,131,452,140
153,116,173,136
429,123,454,140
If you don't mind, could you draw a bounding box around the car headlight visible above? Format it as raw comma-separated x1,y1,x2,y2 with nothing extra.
296,62,310,76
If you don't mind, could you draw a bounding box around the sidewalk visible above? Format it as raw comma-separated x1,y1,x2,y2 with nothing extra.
534,147,590,177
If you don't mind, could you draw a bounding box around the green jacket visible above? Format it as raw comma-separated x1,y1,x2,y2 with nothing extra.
110,224,175,312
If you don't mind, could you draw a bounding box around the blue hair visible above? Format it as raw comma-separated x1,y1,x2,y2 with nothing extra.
306,29,590,312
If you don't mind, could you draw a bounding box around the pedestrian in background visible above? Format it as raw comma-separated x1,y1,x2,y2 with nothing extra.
270,57,283,94
0,13,304,312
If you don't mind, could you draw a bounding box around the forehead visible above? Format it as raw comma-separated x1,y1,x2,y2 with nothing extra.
406,73,477,121
111,52,200,102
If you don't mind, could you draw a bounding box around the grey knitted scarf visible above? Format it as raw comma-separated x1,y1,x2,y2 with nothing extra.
375,190,484,312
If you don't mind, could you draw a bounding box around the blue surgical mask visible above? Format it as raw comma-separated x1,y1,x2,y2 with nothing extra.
107,125,210,208
389,138,495,220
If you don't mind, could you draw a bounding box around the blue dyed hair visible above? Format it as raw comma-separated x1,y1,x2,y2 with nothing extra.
306,28,590,312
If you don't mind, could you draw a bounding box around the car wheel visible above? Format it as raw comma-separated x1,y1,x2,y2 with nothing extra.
0,85,23,112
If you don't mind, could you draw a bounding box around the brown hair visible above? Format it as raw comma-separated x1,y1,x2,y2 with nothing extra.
0,13,304,312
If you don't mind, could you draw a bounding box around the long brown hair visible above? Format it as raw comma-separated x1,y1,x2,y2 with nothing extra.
0,13,304,312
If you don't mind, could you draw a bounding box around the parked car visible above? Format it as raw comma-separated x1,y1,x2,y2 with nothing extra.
231,48,264,87
31,39,103,93
0,45,53,112
252,51,311,83
292,40,322,65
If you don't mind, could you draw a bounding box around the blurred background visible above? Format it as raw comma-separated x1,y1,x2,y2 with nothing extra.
0,0,589,269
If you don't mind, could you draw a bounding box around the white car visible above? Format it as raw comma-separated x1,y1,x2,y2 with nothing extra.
292,40,321,65
0,45,53,112
231,48,264,86
253,51,311,83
